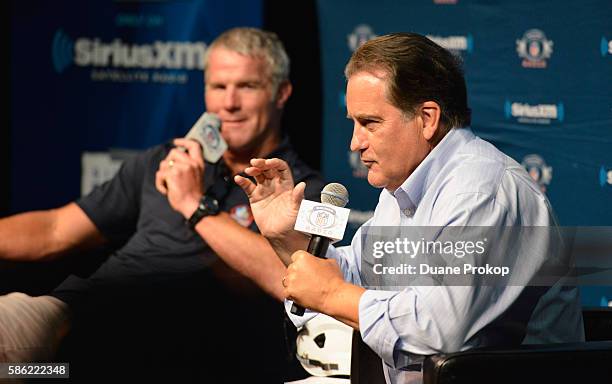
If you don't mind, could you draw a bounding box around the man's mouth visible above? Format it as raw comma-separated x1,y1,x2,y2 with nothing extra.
222,119,247,129
361,159,375,168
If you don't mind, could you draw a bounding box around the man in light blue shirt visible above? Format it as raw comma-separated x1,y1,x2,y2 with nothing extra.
236,33,583,384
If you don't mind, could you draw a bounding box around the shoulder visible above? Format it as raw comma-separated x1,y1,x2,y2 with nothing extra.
430,137,552,225
143,142,172,163
436,136,536,198
114,143,170,173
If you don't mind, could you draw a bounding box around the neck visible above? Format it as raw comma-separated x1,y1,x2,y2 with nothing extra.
223,130,281,175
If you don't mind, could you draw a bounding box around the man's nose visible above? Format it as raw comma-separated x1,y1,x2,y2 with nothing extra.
223,87,240,111
350,124,368,152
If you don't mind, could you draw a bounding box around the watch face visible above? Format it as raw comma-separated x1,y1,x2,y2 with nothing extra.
188,195,220,229
202,195,220,215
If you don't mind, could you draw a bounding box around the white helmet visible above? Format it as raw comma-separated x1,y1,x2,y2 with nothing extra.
296,314,353,377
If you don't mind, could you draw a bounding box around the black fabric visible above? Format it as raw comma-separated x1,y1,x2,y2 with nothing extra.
583,307,612,341
350,330,386,384
50,138,324,382
422,341,612,384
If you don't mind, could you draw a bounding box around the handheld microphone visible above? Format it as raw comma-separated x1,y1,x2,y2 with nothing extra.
164,112,227,190
183,112,227,163
291,183,350,316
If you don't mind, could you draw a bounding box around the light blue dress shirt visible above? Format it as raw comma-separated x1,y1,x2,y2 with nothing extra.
287,128,583,384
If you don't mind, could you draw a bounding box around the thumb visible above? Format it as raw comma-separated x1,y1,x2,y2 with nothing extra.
292,182,306,209
234,175,256,198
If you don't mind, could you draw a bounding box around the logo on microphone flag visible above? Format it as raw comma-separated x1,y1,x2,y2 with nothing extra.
295,200,350,242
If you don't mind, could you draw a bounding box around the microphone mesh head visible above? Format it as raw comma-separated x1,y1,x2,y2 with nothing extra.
321,183,349,208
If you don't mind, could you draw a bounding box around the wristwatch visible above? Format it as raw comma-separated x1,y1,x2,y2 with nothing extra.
187,195,220,229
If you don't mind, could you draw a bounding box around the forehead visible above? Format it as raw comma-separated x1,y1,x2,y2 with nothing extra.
346,71,392,115
205,47,270,82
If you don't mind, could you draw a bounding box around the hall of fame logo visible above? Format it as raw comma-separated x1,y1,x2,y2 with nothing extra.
348,24,377,52
516,29,554,68
229,204,254,227
522,154,553,193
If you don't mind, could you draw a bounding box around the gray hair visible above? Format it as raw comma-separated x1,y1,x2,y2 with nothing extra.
203,27,290,95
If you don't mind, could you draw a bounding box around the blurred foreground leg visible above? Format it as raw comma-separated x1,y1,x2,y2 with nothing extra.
0,293,70,362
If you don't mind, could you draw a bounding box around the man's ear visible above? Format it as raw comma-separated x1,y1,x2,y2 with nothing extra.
275,80,293,108
419,101,442,141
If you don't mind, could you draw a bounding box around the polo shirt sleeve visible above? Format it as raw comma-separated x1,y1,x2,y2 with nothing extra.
76,146,164,244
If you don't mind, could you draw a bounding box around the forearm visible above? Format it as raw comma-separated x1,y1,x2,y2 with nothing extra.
193,213,287,301
0,203,105,262
268,231,310,266
322,281,364,330
0,210,66,261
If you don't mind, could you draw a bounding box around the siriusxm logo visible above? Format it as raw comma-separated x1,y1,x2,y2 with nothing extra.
52,29,75,73
599,166,612,187
426,34,473,54
504,100,564,124
52,29,206,74
339,91,346,108
601,36,612,57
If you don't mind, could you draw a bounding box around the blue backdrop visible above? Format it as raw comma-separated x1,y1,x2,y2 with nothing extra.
317,0,612,306
10,0,262,212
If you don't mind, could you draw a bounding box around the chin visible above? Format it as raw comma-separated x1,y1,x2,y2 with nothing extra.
226,140,254,155
367,173,387,189
224,135,245,148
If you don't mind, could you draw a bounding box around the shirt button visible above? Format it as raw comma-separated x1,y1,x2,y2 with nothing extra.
403,208,414,217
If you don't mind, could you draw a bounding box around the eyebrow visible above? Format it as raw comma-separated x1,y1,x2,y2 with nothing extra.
347,113,382,121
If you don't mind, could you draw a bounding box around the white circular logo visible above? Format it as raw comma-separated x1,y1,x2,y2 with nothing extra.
308,206,337,229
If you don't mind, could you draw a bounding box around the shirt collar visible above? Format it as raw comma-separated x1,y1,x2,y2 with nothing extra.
388,127,476,212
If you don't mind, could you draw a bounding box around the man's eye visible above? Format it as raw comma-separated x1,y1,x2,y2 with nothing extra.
360,119,375,126
242,83,259,89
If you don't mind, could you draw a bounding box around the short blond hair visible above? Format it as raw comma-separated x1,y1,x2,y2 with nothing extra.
204,27,290,95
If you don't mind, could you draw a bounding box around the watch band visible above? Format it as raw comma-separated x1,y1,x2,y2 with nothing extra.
187,195,220,229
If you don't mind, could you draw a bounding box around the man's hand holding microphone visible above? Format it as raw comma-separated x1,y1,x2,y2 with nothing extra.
155,138,205,219
155,112,226,221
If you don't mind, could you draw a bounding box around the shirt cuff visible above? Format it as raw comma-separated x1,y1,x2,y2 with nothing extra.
358,289,401,368
284,299,318,329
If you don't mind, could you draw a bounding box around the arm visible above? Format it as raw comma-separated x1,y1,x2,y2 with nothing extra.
0,202,106,261
284,250,365,329
284,190,528,368
192,213,286,301
282,229,368,330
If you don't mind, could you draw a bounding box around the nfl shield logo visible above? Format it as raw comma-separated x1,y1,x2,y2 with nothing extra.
308,206,336,229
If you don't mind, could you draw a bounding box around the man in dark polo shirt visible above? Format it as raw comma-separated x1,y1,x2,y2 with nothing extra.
0,27,323,382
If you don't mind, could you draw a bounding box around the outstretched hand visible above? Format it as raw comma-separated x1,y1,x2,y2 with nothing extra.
234,158,305,241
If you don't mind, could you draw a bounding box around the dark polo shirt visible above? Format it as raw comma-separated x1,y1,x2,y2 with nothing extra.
51,138,324,382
